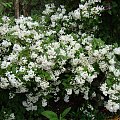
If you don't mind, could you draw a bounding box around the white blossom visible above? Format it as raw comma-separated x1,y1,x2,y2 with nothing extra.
114,47,120,55
42,99,47,107
105,100,119,112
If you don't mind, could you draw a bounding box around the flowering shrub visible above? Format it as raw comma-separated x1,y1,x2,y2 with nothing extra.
0,0,120,119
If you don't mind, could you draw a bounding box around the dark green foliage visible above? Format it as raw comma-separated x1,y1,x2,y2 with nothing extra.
98,0,120,44
41,107,71,120
0,0,14,16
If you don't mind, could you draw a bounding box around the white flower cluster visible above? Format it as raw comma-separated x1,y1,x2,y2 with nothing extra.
0,1,119,114
80,104,95,120
105,100,119,112
69,1,104,20
4,113,15,120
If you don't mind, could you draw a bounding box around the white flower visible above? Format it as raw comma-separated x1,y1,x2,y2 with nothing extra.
60,49,66,56
74,89,79,95
93,50,99,56
51,15,59,22
66,88,72,95
1,40,11,47
19,66,26,72
88,65,95,72
87,74,97,83
99,61,108,72
47,48,56,59
109,59,116,65
16,85,28,93
2,16,10,22
71,58,79,66
40,81,49,90
9,93,15,99
59,28,65,35
31,52,38,59
74,43,81,50
67,50,75,58
23,100,37,111
0,77,9,89
28,62,36,68
1,61,10,69
27,70,35,78
21,57,27,64
75,75,85,85
8,53,18,62
114,69,120,77
73,9,81,20
54,97,60,102
7,113,15,120
23,75,30,81
13,44,22,52
51,22,56,27
85,45,92,51
105,100,119,112
27,95,39,103
42,99,47,107
100,48,107,55
31,105,37,111
59,35,74,43
35,76,41,83
83,91,89,100
109,65,115,72
100,83,108,96
81,72,88,79
8,74,21,87
110,94,119,100
54,70,61,76
113,83,120,91
113,47,120,55
64,94,69,102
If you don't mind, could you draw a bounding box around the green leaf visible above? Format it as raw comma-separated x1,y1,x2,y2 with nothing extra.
92,38,105,50
41,111,58,120
50,118,59,120
2,3,7,7
108,10,112,15
106,78,114,88
61,107,71,118
12,65,17,74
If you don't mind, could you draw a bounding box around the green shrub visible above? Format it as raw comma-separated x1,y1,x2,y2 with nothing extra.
0,0,120,119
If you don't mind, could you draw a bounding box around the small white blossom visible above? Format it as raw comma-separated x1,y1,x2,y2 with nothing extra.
114,47,120,55
1,40,11,47
42,99,47,107
66,88,72,95
105,100,119,112
1,61,10,69
64,94,69,102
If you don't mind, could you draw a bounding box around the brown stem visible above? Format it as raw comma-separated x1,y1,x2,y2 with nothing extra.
14,0,19,18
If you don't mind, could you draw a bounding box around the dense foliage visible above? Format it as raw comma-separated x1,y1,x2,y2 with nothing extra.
99,0,120,44
0,0,120,120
